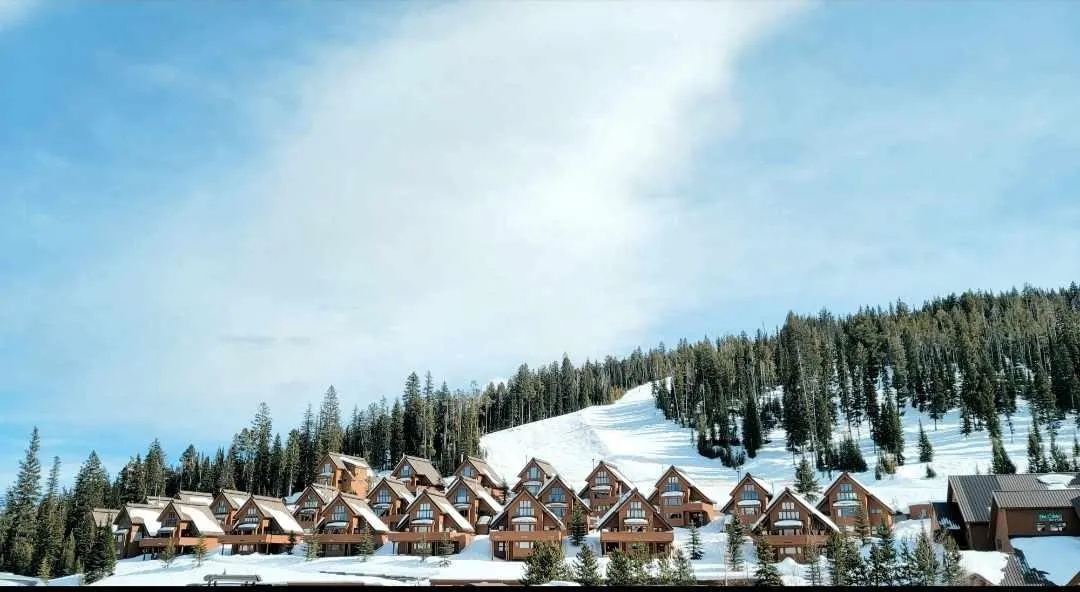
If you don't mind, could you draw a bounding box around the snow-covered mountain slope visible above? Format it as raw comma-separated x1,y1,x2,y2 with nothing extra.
482,380,1056,513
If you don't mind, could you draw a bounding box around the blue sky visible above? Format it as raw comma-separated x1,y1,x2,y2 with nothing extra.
2,0,1078,488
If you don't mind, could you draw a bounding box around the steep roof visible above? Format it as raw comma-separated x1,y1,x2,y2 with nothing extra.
446,476,504,515
538,475,587,508
949,474,1050,523
818,471,896,515
175,490,214,505
397,489,474,533
653,466,716,504
164,501,225,535
518,458,558,479
144,496,173,507
249,495,304,534
326,452,371,471
597,488,672,532
720,472,774,512
116,503,163,534
91,508,119,528
579,461,634,496
216,489,250,510
369,476,416,505
301,483,340,505
397,455,443,484
460,456,505,487
491,488,565,531
751,487,839,533
597,490,635,530
330,492,390,533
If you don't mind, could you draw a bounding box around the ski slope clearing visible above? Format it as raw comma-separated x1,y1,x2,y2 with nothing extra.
481,380,1056,513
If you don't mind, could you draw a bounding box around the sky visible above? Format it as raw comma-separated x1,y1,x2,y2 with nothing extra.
1,0,1079,489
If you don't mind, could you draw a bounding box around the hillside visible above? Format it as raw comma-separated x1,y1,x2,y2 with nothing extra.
481,379,1047,513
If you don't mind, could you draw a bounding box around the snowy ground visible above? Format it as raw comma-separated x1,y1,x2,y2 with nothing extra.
1011,536,1080,585
67,380,1076,586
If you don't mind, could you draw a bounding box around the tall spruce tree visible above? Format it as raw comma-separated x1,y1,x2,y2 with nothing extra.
918,420,934,462
687,524,703,560
725,512,744,572
571,544,601,586
991,436,1017,474
793,458,821,501
520,541,566,585
753,536,783,586
939,535,964,585
569,504,587,546
3,427,42,575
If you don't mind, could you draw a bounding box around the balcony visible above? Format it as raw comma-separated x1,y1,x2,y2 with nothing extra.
490,530,563,543
764,533,827,548
511,515,537,524
140,536,206,548
389,531,471,543
600,530,674,543
224,534,292,545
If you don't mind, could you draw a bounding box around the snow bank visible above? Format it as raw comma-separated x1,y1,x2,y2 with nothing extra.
1011,536,1080,585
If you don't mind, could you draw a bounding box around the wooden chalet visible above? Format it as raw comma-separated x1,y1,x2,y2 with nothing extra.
453,456,507,503
751,487,839,563
719,473,773,521
646,466,717,527
389,489,474,555
488,488,565,561
815,471,895,533
989,489,1080,552
291,483,340,532
445,476,504,535
313,492,391,557
210,489,250,529
223,495,305,555
943,473,1080,550
314,452,373,496
367,476,416,527
510,458,559,496
139,500,225,558
536,474,587,524
390,455,444,493
113,503,164,558
577,461,634,520
597,488,674,557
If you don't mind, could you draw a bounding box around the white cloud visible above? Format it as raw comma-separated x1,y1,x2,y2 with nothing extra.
37,1,807,434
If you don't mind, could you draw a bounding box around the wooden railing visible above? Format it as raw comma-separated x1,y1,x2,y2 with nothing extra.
489,530,563,543
600,531,674,543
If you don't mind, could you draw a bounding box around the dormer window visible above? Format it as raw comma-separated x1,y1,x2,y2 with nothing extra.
400,464,412,477
462,466,475,477
549,487,565,503
331,505,347,523
214,501,227,514
456,489,469,504
527,466,540,481
163,515,177,528
321,463,333,476
596,471,609,486
666,476,679,492
417,503,433,521
242,507,258,524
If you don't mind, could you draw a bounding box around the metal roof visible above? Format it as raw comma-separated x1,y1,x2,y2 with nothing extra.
948,474,1050,523
992,488,1080,511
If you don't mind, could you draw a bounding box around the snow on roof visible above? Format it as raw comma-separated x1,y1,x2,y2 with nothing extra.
370,476,415,505
593,461,633,490
400,490,474,533
958,550,1010,585
251,496,304,534
336,493,390,534
326,452,371,471
1011,536,1080,585
538,475,586,509
283,490,303,504
92,508,119,528
752,487,838,533
120,504,163,534
170,502,224,535
306,484,339,504
597,490,635,530
217,489,250,509
144,496,172,508
657,466,716,504
398,455,443,484
176,490,214,505
491,488,565,531
833,472,896,515
447,476,504,515
1034,473,1080,490
462,456,505,486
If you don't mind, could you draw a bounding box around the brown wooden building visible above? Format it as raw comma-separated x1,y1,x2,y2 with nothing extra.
989,489,1080,552
313,492,391,557
139,500,225,558
488,488,565,561
510,458,559,496
452,456,507,503
391,455,444,494
223,495,305,555
445,476,504,535
719,473,773,521
291,484,340,532
815,471,895,533
597,488,674,557
210,489,250,530
314,453,373,496
367,476,416,528
577,461,634,520
646,465,717,527
113,503,165,558
390,489,474,555
536,474,587,525
751,487,839,563
943,473,1080,551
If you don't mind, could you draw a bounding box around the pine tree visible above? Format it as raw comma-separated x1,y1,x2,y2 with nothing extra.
32,456,62,575
794,458,821,501
161,538,176,568
59,534,75,577
4,427,42,576
520,541,566,585
912,527,938,585
743,395,763,458
854,502,871,542
357,527,374,561
753,536,783,586
1027,418,1047,473
825,532,849,586
193,534,207,567
568,504,587,546
725,512,744,572
671,547,695,585
687,524,703,560
437,534,453,567
36,557,50,584
895,538,918,585
837,436,868,472
101,526,116,580
83,527,105,584
654,554,675,585
304,533,320,561
804,544,822,585
605,548,633,586
571,544,601,586
918,420,934,462
939,534,964,585
868,520,896,585
991,436,1017,474
286,531,297,554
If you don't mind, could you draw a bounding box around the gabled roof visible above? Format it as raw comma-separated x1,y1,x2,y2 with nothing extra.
242,495,304,534
369,476,416,505
215,489,250,510
538,475,587,508
490,487,566,532
751,487,839,533
817,471,896,515
175,490,214,505
991,489,1080,511
91,508,119,528
144,496,173,507
161,501,225,535
652,466,716,504
446,476,504,515
578,461,634,496
298,483,339,505
115,503,164,534
719,473,774,513
396,489,474,533
458,456,505,487
394,455,443,484
949,474,1051,524
324,452,371,472
597,488,673,532
517,458,558,480
329,492,390,533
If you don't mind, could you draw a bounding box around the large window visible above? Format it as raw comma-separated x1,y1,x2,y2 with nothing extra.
518,500,534,517
628,501,645,519
528,467,540,481
163,515,178,528
242,508,258,524
837,506,858,518
516,541,533,549
778,502,799,522
456,489,469,504
215,501,228,514
742,488,759,501
331,505,347,523
303,497,318,509
740,507,756,516
549,488,565,503
376,490,391,505
596,471,609,486
515,523,535,532
551,507,565,519
838,483,857,502
462,466,475,478
417,503,433,520
666,476,679,492
400,464,412,477
664,496,680,507
321,463,333,476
